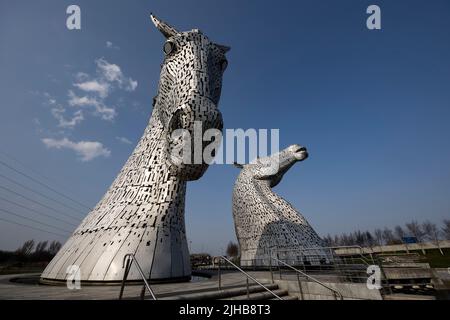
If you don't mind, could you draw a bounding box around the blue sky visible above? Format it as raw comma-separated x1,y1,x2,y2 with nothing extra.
0,0,449,254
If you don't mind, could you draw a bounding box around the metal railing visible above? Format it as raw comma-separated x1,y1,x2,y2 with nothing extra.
270,246,395,296
330,245,374,264
269,255,343,300
264,246,373,284
217,256,283,300
273,245,374,265
330,245,376,265
118,253,157,300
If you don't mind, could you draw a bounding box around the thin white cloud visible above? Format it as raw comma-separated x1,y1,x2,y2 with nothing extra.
42,137,111,162
63,58,136,122
43,92,56,104
97,58,122,82
68,90,116,121
73,80,109,98
126,79,138,91
38,57,137,148
41,94,85,129
106,41,120,50
51,107,84,128
96,58,137,91
75,72,89,81
33,118,44,134
116,136,132,145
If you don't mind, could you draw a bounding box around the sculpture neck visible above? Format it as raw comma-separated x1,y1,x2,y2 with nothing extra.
80,114,188,232
133,114,187,206
253,179,307,224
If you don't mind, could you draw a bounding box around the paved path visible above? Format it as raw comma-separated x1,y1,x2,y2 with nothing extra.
0,271,274,300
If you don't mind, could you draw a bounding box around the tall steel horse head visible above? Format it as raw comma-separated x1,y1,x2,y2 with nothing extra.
151,14,229,180
40,14,230,283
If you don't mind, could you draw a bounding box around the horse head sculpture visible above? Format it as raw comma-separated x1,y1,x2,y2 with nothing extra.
233,145,332,267
151,14,228,180
41,14,229,283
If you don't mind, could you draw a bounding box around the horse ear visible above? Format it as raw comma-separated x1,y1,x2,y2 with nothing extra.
233,162,244,169
216,44,231,53
150,13,180,38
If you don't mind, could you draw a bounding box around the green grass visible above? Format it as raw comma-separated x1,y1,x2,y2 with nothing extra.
344,248,450,268
372,248,450,268
421,248,450,268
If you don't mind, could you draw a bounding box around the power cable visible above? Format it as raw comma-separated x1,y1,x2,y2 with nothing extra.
0,157,92,211
0,173,86,215
0,185,82,222
0,195,77,227
0,208,73,233
0,216,68,238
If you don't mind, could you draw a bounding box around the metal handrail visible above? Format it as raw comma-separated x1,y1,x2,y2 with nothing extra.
376,252,421,258
329,245,374,264
270,255,343,300
118,253,157,300
218,256,283,300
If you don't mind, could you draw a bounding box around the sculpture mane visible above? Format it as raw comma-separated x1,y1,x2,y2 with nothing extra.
41,14,229,283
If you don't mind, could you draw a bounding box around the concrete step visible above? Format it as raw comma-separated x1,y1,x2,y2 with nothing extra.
384,293,436,300
223,289,289,300
275,295,298,300
160,283,279,300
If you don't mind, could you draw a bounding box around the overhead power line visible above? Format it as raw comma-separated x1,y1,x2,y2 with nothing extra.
0,185,82,222
0,208,73,233
0,195,77,227
0,173,86,215
0,216,68,238
0,157,92,211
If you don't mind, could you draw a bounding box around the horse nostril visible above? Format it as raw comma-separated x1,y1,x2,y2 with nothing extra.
298,147,307,153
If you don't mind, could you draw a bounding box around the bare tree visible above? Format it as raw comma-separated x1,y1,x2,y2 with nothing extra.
442,219,450,240
382,228,396,245
364,231,375,248
394,225,405,241
350,232,356,245
406,221,425,241
16,240,35,256
341,233,355,246
322,234,333,247
339,233,347,246
353,230,365,247
333,235,340,246
33,241,49,260
374,229,384,247
406,220,426,254
226,241,239,258
48,241,62,256
35,241,48,254
422,221,443,255
393,225,409,253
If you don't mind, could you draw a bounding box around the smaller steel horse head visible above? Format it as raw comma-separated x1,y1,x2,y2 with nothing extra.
234,145,309,188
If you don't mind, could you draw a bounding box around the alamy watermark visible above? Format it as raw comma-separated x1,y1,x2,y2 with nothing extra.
367,5,381,30
66,5,81,30
169,121,281,173
67,4,382,32
66,264,81,290
366,265,382,290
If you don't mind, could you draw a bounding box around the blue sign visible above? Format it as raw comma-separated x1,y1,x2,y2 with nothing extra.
402,237,418,244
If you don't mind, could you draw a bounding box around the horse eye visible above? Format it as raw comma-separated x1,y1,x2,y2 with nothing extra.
163,41,175,55
220,59,228,71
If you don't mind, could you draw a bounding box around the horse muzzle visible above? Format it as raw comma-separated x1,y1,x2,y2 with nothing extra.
165,95,223,181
